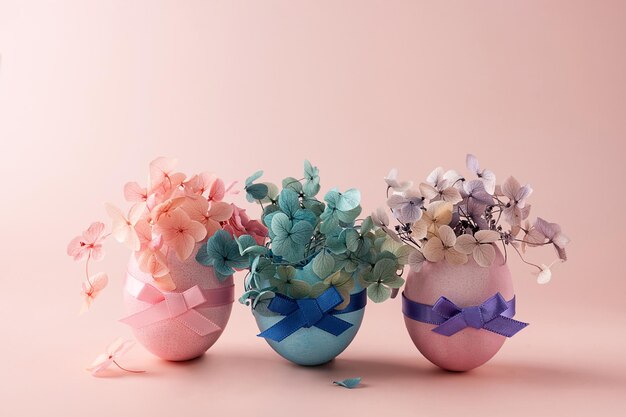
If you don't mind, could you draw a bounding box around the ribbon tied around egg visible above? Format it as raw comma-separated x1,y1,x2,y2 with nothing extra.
257,287,367,342
402,292,528,337
120,274,234,337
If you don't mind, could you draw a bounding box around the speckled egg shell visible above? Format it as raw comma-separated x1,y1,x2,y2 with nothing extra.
404,247,514,371
253,264,365,366
123,244,233,361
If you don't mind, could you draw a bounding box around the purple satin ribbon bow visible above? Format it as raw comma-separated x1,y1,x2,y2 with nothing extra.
402,292,528,337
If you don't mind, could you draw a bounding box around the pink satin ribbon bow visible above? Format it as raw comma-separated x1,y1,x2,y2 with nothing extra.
120,274,234,336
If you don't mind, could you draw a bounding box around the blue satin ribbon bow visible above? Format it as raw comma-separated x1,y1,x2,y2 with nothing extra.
402,292,528,337
258,287,367,342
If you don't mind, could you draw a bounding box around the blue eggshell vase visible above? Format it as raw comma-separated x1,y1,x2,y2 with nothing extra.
252,263,366,366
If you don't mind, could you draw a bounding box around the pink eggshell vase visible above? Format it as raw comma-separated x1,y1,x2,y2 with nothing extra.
123,244,234,361
404,248,514,371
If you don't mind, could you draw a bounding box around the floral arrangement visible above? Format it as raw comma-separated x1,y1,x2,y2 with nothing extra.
67,157,266,375
380,154,569,283
195,160,409,309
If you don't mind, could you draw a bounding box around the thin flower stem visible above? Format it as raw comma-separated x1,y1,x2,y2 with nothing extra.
84,231,112,291
513,238,551,246
493,195,507,206
458,203,478,230
510,243,542,272
492,205,503,228
396,228,422,249
112,360,145,374
85,252,93,291
405,236,422,249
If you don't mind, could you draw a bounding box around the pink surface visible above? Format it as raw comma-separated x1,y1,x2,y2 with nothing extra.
404,248,514,371
123,244,233,361
1,1,625,416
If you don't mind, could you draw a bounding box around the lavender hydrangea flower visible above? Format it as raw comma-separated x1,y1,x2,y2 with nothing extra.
387,189,425,223
466,154,496,194
384,168,413,192
377,154,570,283
501,176,533,227
462,179,494,206
371,207,402,243
533,217,570,261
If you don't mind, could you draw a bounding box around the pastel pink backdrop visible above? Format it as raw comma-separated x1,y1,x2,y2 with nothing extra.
1,1,625,417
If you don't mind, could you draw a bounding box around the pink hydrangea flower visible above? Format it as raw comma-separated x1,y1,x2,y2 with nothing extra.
87,338,144,377
80,272,108,314
67,222,107,261
154,208,207,261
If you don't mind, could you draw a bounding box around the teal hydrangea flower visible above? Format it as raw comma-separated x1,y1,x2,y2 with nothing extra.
269,212,314,263
320,188,362,233
196,230,249,281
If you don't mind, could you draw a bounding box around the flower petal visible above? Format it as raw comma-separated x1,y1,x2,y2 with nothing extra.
371,207,389,227
423,237,444,262
515,184,533,207
537,265,552,284
426,167,445,187
501,176,521,200
419,183,439,201
187,219,208,242
149,157,178,189
431,201,453,227
124,182,147,202
83,222,106,243
87,354,112,375
67,236,87,261
534,217,558,239
175,233,197,261
475,230,500,243
125,227,141,252
444,248,468,265
552,232,570,248
271,213,292,237
411,219,428,240
208,201,234,222
208,178,226,201
90,246,105,262
473,244,495,267
399,203,423,223
408,249,426,272
481,170,496,195
128,203,145,225
106,203,128,238
387,194,407,210
466,154,479,174
290,221,314,246
441,187,462,204
437,225,457,247
89,272,109,292
455,234,477,254
182,197,209,224
385,169,412,191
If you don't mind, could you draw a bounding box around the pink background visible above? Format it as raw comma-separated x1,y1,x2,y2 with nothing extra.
1,1,625,416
